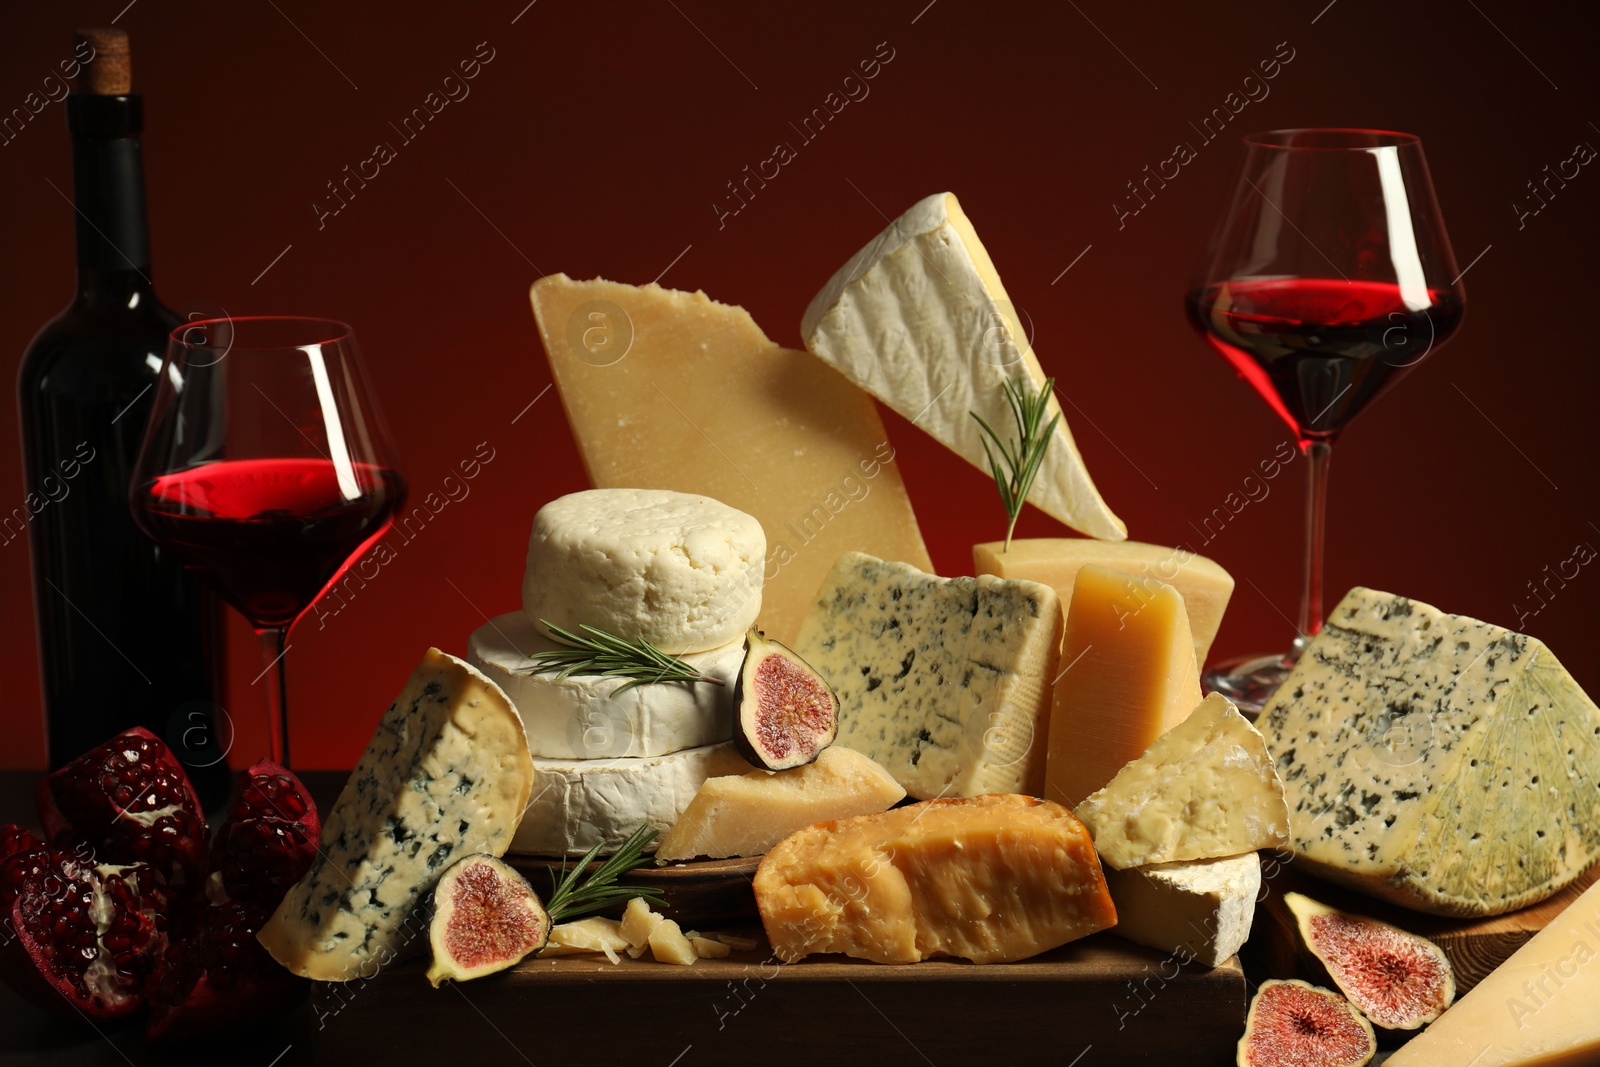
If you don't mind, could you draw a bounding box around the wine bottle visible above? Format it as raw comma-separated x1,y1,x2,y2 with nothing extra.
17,28,228,803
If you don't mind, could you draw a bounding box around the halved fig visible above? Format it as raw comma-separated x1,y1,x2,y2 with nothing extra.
733,630,838,771
1285,891,1455,1031
1238,979,1376,1067
426,855,549,987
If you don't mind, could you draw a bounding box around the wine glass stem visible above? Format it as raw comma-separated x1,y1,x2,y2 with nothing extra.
257,627,290,766
1296,439,1334,654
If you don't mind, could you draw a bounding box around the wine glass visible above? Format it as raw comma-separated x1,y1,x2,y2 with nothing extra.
1186,129,1464,710
130,316,405,766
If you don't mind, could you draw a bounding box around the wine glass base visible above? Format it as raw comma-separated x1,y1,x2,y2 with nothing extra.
1202,652,1299,717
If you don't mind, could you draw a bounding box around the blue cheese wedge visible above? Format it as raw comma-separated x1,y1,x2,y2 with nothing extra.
1260,587,1600,917
256,650,534,981
792,552,1061,799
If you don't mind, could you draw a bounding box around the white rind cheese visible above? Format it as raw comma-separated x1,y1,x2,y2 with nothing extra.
522,488,765,655
1102,853,1261,967
792,552,1062,800
1260,587,1600,917
256,650,534,982
467,612,740,759
511,742,752,857
801,192,1124,541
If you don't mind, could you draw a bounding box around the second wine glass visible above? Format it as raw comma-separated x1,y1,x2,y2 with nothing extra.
1187,129,1465,709
131,316,405,766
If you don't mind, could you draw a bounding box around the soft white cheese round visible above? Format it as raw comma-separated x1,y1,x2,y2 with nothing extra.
467,612,741,760
509,741,753,856
521,488,765,654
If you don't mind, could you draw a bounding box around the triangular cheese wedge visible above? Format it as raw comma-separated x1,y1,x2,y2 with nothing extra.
531,275,932,644
1045,565,1203,808
1075,692,1289,869
801,192,1125,541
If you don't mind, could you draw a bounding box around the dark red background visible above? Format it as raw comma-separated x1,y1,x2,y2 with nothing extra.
2,1,1596,769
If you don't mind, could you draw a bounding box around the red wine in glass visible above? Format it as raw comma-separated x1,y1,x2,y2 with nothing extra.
132,317,404,766
1189,130,1465,710
137,458,404,629
1187,278,1465,440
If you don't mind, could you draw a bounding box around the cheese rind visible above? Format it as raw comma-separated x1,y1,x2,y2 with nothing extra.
973,538,1234,667
1045,564,1204,808
1075,693,1290,869
531,274,932,644
510,742,751,857
1260,587,1600,917
792,552,1061,799
1385,878,1600,1066
655,745,906,861
1101,853,1261,967
754,794,1116,964
256,650,534,982
522,488,764,655
801,192,1124,540
467,612,739,759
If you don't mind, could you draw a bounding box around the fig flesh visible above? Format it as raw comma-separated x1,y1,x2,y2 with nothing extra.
1238,979,1376,1067
426,854,549,986
1285,891,1455,1031
733,630,838,771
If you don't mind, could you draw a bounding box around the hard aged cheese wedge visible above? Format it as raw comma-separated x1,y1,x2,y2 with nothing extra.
1259,587,1600,917
1045,565,1204,808
531,274,932,645
522,488,764,656
973,538,1235,667
1385,878,1600,1067
792,552,1061,799
1075,693,1289,870
257,650,534,981
754,794,1115,964
655,745,906,861
1100,852,1260,968
468,612,740,760
801,192,1124,541
511,742,751,857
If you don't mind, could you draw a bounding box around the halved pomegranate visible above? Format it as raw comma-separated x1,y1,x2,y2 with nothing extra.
147,760,318,1041
208,759,320,913
0,824,42,861
36,727,207,893
0,848,165,1019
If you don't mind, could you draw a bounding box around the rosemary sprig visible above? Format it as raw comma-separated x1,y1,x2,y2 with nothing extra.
545,824,666,922
520,620,727,694
971,375,1060,552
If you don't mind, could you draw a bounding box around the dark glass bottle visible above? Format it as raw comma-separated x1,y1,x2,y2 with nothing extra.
18,38,228,803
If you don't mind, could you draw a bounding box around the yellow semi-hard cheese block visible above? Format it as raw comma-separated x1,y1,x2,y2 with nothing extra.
531,275,932,644
754,794,1116,964
656,746,905,861
974,538,1235,668
1386,877,1600,1066
1045,564,1204,808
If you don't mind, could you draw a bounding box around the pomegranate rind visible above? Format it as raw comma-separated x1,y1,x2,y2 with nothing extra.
1238,979,1376,1067
1285,891,1456,1030
426,854,549,987
732,630,840,771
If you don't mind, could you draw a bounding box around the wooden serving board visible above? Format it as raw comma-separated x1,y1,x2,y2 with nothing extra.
311,933,1246,1065
1252,860,1600,996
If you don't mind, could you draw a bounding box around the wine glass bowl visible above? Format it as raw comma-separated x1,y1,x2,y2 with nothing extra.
1188,129,1464,708
131,316,405,765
